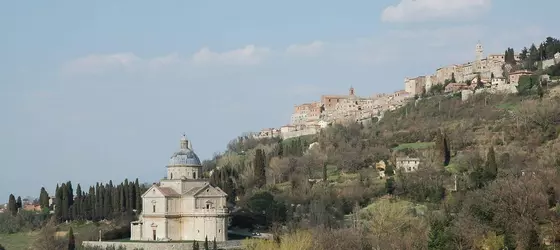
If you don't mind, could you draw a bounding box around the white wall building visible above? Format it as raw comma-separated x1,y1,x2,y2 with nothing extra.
130,135,229,242
396,157,421,173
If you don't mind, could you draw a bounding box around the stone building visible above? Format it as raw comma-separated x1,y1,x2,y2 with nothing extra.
130,135,229,242
291,102,322,125
395,157,421,173
431,42,513,86
508,70,532,86
404,76,427,96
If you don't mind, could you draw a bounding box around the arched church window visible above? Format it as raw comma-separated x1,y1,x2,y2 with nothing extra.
193,172,196,179
153,205,156,213
170,173,173,179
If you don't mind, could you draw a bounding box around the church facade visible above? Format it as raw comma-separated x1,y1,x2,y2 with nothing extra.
130,135,229,242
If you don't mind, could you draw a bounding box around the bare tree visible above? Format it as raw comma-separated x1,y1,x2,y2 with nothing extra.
31,217,65,250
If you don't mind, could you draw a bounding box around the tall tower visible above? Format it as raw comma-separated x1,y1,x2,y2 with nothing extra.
475,41,484,71
349,86,355,96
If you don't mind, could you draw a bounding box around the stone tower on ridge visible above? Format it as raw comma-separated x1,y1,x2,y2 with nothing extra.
475,41,484,71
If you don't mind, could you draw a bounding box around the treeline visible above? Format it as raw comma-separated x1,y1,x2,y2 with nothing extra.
506,36,560,70
5,178,148,224
53,179,146,222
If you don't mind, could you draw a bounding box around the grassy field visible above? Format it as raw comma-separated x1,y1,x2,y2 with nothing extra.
0,221,115,250
392,142,435,151
0,231,38,250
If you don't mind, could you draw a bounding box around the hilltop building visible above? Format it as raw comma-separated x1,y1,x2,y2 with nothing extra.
411,42,521,95
130,135,229,242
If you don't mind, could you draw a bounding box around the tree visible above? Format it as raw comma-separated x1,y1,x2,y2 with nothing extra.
427,218,452,250
537,82,544,99
16,196,22,210
435,131,451,166
193,240,200,250
451,72,456,83
322,162,328,182
8,194,17,216
39,187,50,209
31,217,65,250
526,228,542,250
0,244,5,250
213,237,218,250
520,47,528,61
484,147,498,181
254,149,267,188
68,227,76,250
384,161,394,177
385,177,395,195
490,72,495,79
204,235,209,250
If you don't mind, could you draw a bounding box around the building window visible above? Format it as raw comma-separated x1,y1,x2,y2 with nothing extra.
153,205,156,213
170,173,173,179
193,172,196,179
206,204,210,209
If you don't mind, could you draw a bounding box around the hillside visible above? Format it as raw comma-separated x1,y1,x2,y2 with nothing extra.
206,81,560,249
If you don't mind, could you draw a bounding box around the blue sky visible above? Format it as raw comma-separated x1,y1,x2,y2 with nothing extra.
1,0,558,200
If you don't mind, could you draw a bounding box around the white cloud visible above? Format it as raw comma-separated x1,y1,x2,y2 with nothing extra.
191,45,270,66
285,41,324,57
60,24,544,80
62,53,141,75
381,0,491,23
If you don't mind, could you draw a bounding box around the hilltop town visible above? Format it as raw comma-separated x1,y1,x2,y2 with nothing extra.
254,40,560,140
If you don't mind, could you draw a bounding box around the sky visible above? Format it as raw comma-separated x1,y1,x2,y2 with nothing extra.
1,0,558,201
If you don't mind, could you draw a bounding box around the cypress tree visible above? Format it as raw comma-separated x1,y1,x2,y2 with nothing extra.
75,185,83,220
135,178,142,212
8,194,17,216
193,240,199,250
322,162,328,182
384,161,394,177
213,237,217,250
61,183,69,221
68,227,76,250
39,187,50,209
16,196,22,210
55,185,62,220
277,140,284,157
484,146,498,181
385,177,395,195
66,181,74,207
443,133,451,166
128,180,134,214
254,149,266,188
204,236,209,250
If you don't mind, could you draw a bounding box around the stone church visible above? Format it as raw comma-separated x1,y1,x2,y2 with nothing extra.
130,135,229,242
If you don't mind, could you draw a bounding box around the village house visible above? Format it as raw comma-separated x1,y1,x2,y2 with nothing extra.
509,70,533,86
396,157,421,173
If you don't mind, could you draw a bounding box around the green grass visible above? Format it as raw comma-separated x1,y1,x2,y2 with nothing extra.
0,221,116,250
0,231,38,250
495,102,518,111
392,142,435,151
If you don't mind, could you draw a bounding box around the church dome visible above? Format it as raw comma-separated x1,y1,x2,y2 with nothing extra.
168,135,201,166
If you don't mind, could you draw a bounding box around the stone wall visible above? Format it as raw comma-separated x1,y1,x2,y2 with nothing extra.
281,128,319,139
82,240,243,250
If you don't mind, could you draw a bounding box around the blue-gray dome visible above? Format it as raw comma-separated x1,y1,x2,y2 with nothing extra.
168,135,202,166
